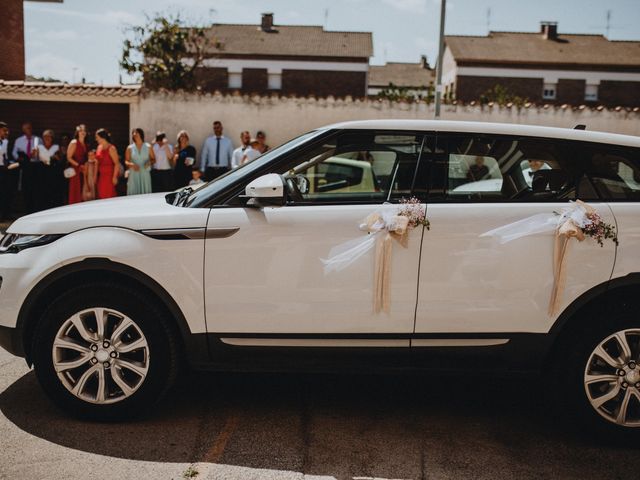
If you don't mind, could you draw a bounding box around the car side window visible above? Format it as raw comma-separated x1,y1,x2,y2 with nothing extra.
580,144,640,201
282,131,423,203
435,134,582,202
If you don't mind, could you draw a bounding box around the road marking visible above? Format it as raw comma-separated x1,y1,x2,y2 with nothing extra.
201,414,240,464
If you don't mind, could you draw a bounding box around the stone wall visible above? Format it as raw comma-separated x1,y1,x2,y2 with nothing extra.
557,79,586,105
281,70,367,97
242,68,268,93
456,76,544,102
600,81,640,107
129,92,640,159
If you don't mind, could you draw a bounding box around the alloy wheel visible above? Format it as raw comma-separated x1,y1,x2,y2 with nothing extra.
52,307,150,405
584,329,640,427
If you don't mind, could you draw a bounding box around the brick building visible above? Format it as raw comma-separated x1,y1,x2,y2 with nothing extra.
442,22,640,106
194,13,373,97
0,0,63,81
0,81,137,153
367,56,434,97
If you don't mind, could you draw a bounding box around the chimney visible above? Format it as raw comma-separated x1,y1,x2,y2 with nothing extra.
261,13,274,32
420,55,429,69
540,21,558,40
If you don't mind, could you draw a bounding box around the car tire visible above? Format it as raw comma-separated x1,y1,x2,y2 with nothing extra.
555,310,640,440
32,282,180,421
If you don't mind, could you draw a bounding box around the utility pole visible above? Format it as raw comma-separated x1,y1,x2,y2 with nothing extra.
434,0,446,119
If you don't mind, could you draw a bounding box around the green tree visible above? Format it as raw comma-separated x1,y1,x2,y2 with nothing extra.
479,84,527,107
120,12,208,91
376,82,433,103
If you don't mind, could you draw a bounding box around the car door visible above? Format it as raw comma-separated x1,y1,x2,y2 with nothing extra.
204,130,426,345
415,133,617,335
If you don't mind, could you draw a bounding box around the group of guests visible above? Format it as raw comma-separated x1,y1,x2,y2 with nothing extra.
0,119,271,219
0,121,124,217
123,120,270,194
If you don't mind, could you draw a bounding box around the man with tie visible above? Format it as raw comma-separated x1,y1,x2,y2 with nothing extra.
12,121,41,214
0,122,15,220
200,120,234,181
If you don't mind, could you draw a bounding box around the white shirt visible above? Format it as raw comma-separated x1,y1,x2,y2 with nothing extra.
523,163,552,187
232,145,248,169
37,144,59,165
200,135,234,171
243,146,261,164
153,143,174,170
12,135,42,162
0,139,8,166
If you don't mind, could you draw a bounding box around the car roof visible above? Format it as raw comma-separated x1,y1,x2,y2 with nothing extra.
324,120,640,148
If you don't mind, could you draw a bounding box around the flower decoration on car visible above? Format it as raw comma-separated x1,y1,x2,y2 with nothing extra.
481,200,618,316
557,208,618,247
398,197,431,230
321,198,430,314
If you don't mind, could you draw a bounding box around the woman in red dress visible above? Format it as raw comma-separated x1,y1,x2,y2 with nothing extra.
94,128,119,199
66,124,88,204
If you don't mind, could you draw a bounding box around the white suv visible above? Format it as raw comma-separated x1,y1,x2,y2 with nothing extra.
1,120,639,434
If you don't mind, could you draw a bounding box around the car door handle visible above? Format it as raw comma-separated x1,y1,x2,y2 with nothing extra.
205,227,240,239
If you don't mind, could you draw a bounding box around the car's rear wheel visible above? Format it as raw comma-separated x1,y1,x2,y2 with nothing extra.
583,328,640,428
558,313,640,439
32,283,179,420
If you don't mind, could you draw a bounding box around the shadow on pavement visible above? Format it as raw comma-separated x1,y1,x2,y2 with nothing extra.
1,369,638,479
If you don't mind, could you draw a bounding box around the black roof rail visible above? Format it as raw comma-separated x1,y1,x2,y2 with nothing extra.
574,124,586,130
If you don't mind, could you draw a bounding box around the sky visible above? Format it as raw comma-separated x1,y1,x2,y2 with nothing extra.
23,0,640,85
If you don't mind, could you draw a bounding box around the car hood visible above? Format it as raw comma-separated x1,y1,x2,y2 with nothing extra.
7,193,209,235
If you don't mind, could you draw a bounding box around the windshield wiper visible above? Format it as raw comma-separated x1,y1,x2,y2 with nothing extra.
173,186,193,207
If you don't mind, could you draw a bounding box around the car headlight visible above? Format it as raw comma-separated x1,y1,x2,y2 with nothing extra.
0,233,64,254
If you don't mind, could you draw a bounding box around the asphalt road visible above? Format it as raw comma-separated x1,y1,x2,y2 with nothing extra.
0,347,639,480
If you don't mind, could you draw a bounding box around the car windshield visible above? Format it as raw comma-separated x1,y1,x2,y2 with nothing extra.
185,130,324,207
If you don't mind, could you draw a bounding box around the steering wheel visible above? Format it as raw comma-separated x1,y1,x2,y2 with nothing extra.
509,185,531,200
285,177,304,202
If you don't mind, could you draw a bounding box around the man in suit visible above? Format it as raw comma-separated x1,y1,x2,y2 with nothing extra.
12,121,41,214
0,122,16,220
200,121,234,181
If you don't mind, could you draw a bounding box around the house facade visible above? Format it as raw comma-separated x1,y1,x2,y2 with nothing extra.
194,13,373,97
367,56,434,98
442,22,640,106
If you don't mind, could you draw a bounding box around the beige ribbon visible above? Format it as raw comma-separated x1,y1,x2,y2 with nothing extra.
362,213,409,313
548,200,594,316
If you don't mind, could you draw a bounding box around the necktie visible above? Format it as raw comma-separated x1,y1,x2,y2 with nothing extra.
26,137,32,157
215,137,220,166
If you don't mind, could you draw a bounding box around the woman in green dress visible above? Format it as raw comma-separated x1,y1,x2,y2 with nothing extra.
125,128,155,195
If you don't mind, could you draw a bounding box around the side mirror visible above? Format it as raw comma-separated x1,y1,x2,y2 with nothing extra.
243,173,285,207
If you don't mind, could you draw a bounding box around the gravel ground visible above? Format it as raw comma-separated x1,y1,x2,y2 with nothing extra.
1,347,639,480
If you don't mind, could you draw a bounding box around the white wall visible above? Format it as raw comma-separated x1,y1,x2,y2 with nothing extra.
129,92,640,156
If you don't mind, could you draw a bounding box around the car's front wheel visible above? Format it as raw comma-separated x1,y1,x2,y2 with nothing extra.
32,283,179,420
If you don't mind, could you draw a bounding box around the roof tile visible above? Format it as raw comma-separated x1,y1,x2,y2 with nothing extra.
205,24,373,58
0,81,140,97
369,62,434,87
446,32,640,67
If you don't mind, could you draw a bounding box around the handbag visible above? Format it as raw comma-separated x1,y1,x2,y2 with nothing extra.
63,167,77,179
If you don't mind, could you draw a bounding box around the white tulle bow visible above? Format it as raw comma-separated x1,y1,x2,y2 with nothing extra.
321,206,410,313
